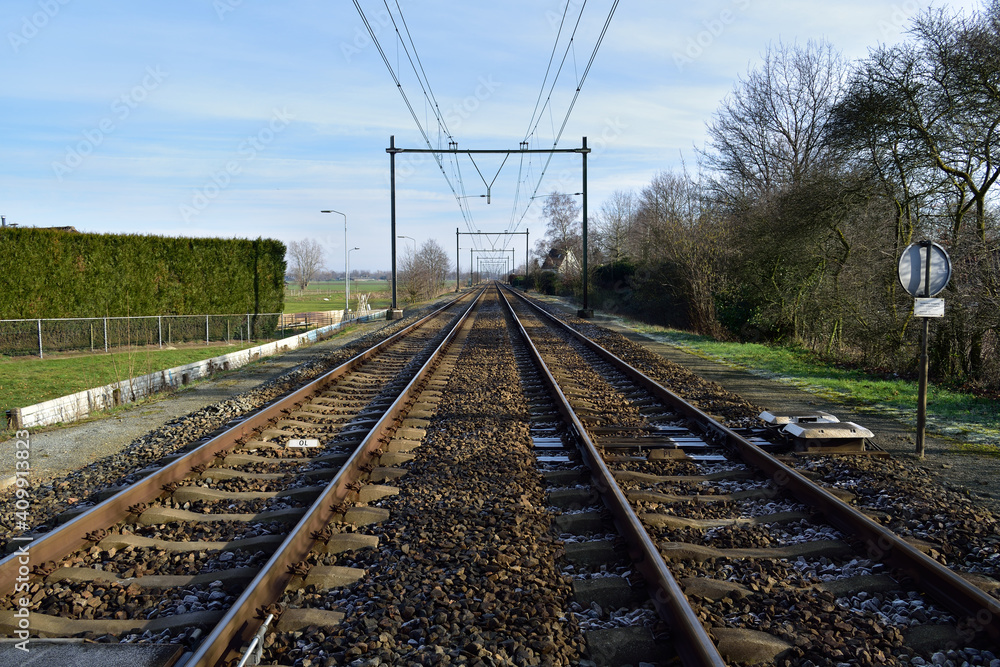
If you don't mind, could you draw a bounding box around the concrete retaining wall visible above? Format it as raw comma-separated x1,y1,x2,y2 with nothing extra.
6,311,386,430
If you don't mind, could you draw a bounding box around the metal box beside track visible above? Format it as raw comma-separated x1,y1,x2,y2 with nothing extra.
757,411,873,453
758,410,839,426
782,421,874,453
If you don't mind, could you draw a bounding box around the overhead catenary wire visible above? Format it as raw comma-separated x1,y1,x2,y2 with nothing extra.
382,0,491,247
509,1,590,233
524,1,589,147
509,0,620,235
509,1,586,232
353,0,480,241
383,1,481,239
354,1,619,254
388,0,452,145
521,1,574,145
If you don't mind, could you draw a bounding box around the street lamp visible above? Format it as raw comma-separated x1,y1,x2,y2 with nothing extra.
397,235,416,258
347,247,360,318
320,209,349,312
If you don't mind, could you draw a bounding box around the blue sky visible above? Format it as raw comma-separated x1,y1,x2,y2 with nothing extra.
1,0,980,272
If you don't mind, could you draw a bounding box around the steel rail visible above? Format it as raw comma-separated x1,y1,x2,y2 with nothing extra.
501,284,1000,644
496,286,727,667
0,291,476,613
188,286,487,666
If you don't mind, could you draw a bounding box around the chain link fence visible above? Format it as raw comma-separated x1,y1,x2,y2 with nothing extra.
0,313,287,358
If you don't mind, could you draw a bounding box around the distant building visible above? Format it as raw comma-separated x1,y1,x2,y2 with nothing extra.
540,246,580,275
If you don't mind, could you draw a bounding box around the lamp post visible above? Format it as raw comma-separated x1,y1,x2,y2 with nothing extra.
347,247,360,318
320,209,348,312
397,235,416,258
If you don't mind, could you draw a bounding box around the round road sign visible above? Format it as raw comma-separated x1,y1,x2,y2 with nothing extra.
898,241,952,297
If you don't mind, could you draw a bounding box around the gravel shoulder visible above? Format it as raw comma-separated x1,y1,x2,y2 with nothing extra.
533,294,1000,516
0,321,386,486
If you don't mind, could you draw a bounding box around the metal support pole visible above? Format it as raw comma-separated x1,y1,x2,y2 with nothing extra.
37,319,42,359
387,141,587,292
470,248,473,285
158,316,162,349
917,318,930,458
526,227,529,289
206,314,210,345
456,227,460,292
104,317,108,353
579,136,592,318
247,313,251,341
344,215,348,312
387,135,400,315
916,241,933,458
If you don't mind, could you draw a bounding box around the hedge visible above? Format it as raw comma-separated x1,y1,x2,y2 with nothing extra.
0,228,285,319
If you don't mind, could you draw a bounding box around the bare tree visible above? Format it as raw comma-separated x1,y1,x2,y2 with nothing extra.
593,190,636,263
287,238,325,290
400,239,450,303
420,240,450,293
633,172,731,336
826,3,1000,381
831,5,1000,243
826,48,932,248
702,39,848,207
542,192,581,250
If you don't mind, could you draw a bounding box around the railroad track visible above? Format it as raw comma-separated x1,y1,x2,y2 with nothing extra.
0,288,482,666
3,283,999,666
498,283,1000,666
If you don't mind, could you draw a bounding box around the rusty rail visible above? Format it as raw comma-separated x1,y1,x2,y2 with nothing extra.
502,284,1000,645
0,289,478,655
497,286,727,667
186,287,486,665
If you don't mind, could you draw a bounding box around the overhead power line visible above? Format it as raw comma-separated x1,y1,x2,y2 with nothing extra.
510,0,620,235
352,0,481,243
351,2,619,251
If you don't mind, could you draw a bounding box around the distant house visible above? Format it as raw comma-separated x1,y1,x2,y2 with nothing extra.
540,246,580,275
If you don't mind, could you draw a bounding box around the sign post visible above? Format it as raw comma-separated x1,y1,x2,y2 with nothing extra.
897,241,952,458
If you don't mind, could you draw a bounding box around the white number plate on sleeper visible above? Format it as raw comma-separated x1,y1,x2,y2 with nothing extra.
287,438,320,448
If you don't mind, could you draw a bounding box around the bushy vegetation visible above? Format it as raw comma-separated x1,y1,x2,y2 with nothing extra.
0,228,285,319
534,2,1000,393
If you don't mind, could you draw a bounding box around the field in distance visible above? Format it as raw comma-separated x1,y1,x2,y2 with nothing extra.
284,280,391,314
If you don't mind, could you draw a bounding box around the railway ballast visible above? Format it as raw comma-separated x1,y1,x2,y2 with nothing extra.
1,284,998,667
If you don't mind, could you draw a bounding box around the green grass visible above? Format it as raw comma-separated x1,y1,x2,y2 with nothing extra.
630,324,1000,448
0,343,255,418
284,281,391,314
